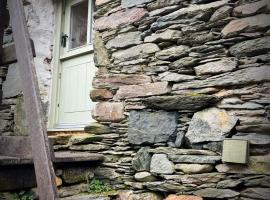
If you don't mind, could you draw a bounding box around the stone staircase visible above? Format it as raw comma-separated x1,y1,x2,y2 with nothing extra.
0,136,104,192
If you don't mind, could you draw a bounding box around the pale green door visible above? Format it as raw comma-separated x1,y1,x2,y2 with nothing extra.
56,0,96,129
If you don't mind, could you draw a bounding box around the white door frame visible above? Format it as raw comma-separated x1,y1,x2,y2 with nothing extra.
48,0,94,131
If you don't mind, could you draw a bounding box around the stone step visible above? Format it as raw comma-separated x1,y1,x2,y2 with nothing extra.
60,194,111,200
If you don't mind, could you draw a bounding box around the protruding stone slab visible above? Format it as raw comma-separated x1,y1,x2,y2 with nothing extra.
2,63,22,98
115,82,171,99
233,0,270,17
90,89,113,101
165,195,203,200
92,102,125,122
93,32,110,67
168,154,221,164
128,111,178,145
143,95,219,111
155,45,189,61
229,36,270,57
222,14,270,37
144,29,182,43
95,8,148,31
186,108,238,144
159,72,195,82
173,65,270,90
112,43,160,63
132,147,152,171
175,164,213,174
93,74,151,89
150,154,175,174
194,188,240,199
134,172,157,182
240,187,270,200
194,58,237,76
84,123,111,134
106,31,142,49
122,0,154,8
68,134,103,145
148,147,217,156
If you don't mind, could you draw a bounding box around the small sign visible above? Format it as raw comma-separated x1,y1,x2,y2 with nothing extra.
222,139,249,164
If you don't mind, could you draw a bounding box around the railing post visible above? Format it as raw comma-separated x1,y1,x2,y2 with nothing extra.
7,0,58,199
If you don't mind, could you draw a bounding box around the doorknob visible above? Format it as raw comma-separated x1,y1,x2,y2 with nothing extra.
61,33,68,47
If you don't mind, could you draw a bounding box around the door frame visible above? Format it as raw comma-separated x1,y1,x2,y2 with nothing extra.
48,0,94,131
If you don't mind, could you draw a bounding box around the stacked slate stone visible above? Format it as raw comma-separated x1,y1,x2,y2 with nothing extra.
0,27,26,137
69,0,270,199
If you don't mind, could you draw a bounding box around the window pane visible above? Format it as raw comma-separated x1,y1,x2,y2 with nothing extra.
70,0,88,49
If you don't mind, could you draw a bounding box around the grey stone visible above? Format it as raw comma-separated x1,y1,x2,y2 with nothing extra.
144,29,182,43
194,188,240,198
174,131,185,148
106,31,142,49
217,179,243,189
84,123,111,134
210,5,232,22
62,167,94,184
127,192,163,200
230,36,270,57
68,134,103,145
94,167,121,180
203,142,223,153
168,154,221,164
155,45,189,61
58,184,88,198
233,133,270,145
147,0,183,11
143,95,219,111
194,58,238,76
0,119,11,134
112,43,160,63
2,64,22,98
170,57,199,70
132,147,152,171
163,173,225,184
240,188,270,200
149,5,180,17
158,0,229,22
233,0,270,17
148,147,217,156
62,194,110,200
177,31,217,46
175,164,213,174
222,14,270,38
121,0,154,8
186,108,238,144
242,175,270,187
150,154,175,174
159,72,196,82
173,65,270,90
134,172,157,182
69,144,109,151
93,32,110,67
128,111,178,145
144,181,187,192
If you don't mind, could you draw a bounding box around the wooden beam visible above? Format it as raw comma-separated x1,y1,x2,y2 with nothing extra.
7,0,58,199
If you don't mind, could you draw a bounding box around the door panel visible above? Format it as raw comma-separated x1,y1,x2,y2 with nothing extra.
55,0,95,129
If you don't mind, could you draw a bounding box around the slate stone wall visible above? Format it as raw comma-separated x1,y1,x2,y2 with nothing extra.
0,0,54,136
77,0,270,199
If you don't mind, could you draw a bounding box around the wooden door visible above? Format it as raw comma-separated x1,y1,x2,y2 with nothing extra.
55,0,96,129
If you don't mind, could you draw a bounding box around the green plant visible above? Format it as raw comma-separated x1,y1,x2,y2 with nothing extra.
13,191,34,200
87,179,113,194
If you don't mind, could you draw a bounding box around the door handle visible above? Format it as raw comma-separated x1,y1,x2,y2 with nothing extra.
61,33,68,47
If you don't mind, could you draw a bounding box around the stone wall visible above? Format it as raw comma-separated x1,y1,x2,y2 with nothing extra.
72,0,270,199
0,0,54,136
